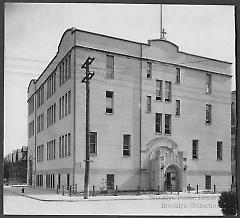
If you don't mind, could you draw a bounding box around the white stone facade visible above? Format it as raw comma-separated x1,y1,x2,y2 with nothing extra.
27,28,232,192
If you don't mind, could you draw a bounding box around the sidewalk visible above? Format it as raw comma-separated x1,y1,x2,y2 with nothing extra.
4,185,220,202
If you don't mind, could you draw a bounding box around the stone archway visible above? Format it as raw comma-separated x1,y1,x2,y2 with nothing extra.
144,137,186,192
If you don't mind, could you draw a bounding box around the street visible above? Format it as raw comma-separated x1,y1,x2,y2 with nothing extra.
3,187,223,215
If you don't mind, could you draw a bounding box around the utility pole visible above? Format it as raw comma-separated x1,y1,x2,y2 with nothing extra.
81,57,95,199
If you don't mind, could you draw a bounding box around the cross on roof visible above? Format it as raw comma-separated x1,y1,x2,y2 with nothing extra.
161,28,167,38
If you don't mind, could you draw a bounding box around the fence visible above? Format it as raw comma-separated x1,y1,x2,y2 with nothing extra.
56,184,235,197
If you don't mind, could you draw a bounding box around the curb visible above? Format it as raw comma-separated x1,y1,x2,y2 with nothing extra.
5,188,220,202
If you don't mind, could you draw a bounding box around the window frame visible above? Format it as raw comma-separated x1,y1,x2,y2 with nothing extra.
123,134,131,156
155,113,162,133
90,132,97,155
165,114,171,134
165,81,172,102
106,91,114,114
156,80,163,101
192,139,198,159
106,55,114,79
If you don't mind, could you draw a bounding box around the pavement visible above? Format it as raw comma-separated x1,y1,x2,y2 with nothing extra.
4,185,220,202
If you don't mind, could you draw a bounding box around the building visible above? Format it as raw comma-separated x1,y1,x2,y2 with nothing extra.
231,90,236,187
4,146,28,184
27,28,232,192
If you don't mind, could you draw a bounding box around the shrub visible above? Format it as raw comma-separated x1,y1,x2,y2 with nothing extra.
218,191,238,216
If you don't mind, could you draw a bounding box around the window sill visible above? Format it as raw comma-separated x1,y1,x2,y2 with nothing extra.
90,153,97,156
105,76,114,79
164,100,172,103
155,132,162,135
122,155,131,158
155,99,163,102
205,92,212,95
164,133,171,136
205,122,212,125
192,158,198,160
216,159,223,161
105,112,113,115
175,114,180,117
146,76,152,79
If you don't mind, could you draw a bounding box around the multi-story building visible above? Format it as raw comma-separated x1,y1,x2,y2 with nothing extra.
231,90,236,187
27,28,232,192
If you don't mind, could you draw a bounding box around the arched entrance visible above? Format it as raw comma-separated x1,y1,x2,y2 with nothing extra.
145,137,187,192
164,164,181,192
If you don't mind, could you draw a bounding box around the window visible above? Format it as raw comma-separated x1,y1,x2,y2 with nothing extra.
165,114,171,134
59,133,71,158
37,175,43,187
47,71,56,99
106,91,114,114
146,96,151,112
176,100,180,116
192,139,198,159
37,144,44,162
59,91,71,119
37,113,44,133
36,85,44,108
28,120,34,138
28,95,34,116
47,139,56,160
155,113,162,133
206,74,212,94
123,134,131,156
60,54,71,86
176,68,180,83
47,104,56,127
165,81,172,102
90,132,97,155
156,80,162,101
206,104,212,124
106,55,114,78
147,62,152,78
217,141,223,160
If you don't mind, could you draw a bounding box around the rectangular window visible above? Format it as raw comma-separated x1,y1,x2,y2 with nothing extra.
28,120,34,138
176,68,180,83
47,71,56,99
147,62,152,78
217,141,223,160
28,95,34,116
106,91,114,114
123,134,131,156
165,114,171,134
155,113,162,133
156,80,162,101
59,137,61,158
68,133,71,156
192,139,198,159
106,55,114,78
205,175,211,190
146,96,151,112
206,74,212,94
165,81,172,102
37,144,44,162
65,134,67,156
36,86,44,108
90,132,97,155
68,91,71,114
206,104,212,124
47,104,56,127
176,100,180,116
37,113,44,133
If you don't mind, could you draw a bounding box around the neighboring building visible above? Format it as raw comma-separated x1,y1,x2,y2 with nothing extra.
5,147,28,184
27,28,232,192
231,90,236,186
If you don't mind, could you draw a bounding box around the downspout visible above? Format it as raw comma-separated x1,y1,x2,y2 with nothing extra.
73,28,76,186
139,44,143,188
34,82,37,187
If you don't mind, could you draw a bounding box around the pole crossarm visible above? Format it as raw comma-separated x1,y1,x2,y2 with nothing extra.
81,72,95,83
81,57,95,69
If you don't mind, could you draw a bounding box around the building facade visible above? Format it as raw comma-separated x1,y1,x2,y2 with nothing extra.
231,90,236,187
27,28,232,192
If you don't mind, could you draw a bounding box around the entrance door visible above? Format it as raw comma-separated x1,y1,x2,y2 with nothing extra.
67,174,70,190
205,175,211,190
107,174,114,190
166,173,171,190
28,160,32,185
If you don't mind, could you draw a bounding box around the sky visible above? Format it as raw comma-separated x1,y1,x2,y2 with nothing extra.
4,3,235,156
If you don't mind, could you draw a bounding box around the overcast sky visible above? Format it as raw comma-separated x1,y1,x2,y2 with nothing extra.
4,3,235,155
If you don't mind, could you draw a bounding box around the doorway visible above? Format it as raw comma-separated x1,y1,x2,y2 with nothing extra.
107,174,114,190
165,165,180,192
